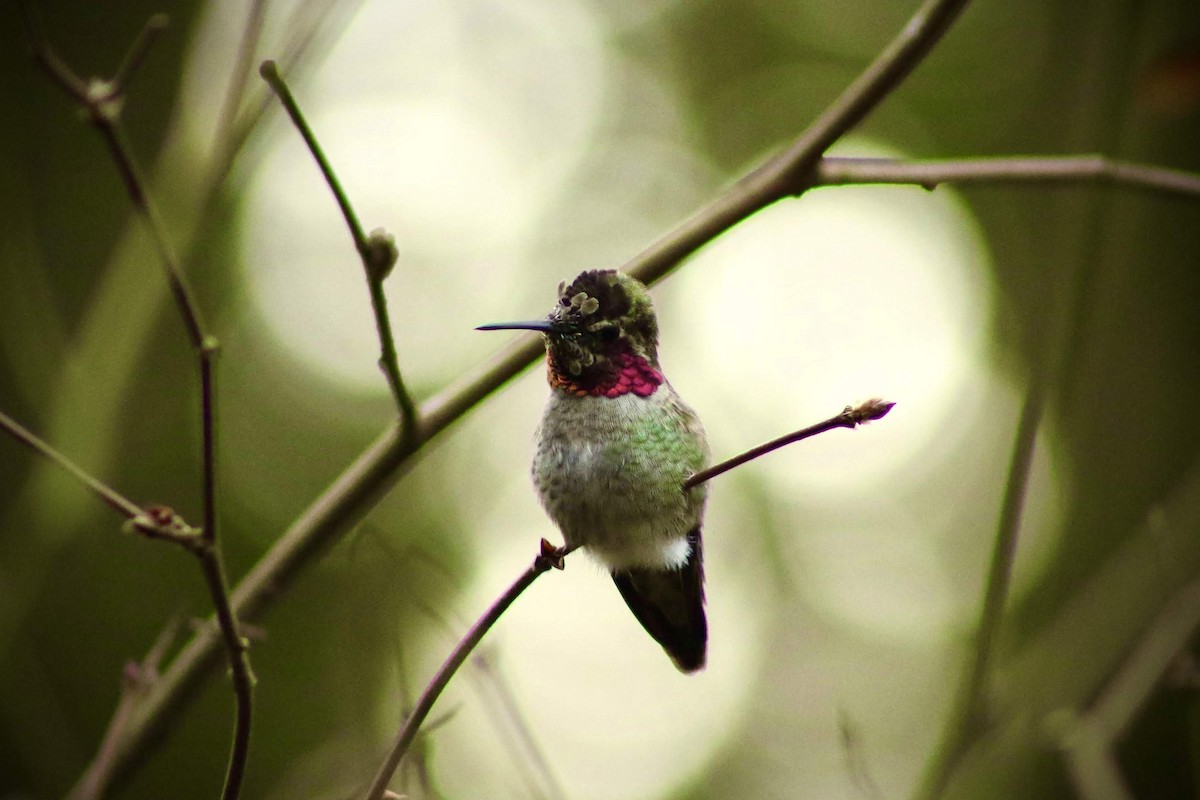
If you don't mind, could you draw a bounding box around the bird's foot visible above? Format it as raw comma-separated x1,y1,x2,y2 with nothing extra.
537,538,569,570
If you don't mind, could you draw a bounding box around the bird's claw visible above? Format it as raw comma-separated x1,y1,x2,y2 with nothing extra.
538,538,567,570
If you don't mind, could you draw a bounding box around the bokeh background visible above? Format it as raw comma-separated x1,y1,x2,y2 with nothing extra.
3,0,1200,798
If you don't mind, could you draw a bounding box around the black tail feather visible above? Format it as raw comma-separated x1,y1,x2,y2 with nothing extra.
611,527,707,673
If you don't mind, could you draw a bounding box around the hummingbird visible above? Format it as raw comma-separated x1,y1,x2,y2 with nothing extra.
478,269,710,672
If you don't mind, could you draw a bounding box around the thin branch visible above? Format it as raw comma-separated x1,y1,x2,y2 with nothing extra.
913,390,1043,800
256,60,366,245
258,60,417,432
84,0,983,784
816,155,1200,199
1056,573,1200,800
472,649,567,800
196,548,255,800
109,14,171,97
27,16,254,800
213,0,269,149
71,618,183,800
211,0,356,177
773,0,972,186
19,5,88,98
0,409,143,520
684,399,894,491
198,335,253,800
2,409,218,556
199,339,222,550
364,539,566,800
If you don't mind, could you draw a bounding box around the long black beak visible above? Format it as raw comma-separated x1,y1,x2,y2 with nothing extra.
475,320,556,333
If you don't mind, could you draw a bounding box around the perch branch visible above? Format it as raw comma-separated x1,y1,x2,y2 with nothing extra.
258,60,417,434
683,399,894,491
363,540,568,800
24,13,254,800
364,401,893,798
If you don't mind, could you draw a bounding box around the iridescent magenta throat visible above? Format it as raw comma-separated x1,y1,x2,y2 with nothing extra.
548,351,663,398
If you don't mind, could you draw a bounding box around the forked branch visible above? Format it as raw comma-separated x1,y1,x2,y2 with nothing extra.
21,11,253,800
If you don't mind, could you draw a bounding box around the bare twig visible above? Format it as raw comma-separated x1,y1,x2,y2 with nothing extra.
71,619,183,800
0,410,212,550
364,539,567,800
109,14,171,98
472,650,567,800
913,390,1043,800
80,0,980,784
816,155,1200,199
25,14,254,800
28,20,208,349
0,409,143,520
213,0,269,148
258,60,416,433
684,399,894,491
1057,574,1200,799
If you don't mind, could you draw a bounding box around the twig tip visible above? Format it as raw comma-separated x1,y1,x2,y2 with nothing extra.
851,398,895,424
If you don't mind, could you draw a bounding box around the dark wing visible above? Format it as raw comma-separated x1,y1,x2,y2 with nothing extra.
611,527,707,673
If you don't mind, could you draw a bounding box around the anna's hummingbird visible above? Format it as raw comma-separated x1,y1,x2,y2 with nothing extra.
479,269,710,672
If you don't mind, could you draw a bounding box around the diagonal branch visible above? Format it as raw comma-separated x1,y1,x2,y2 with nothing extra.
70,618,184,800
26,13,208,350
620,0,972,290
363,539,566,800
0,410,213,554
684,399,894,491
0,409,143,521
